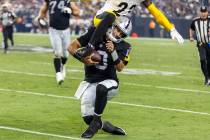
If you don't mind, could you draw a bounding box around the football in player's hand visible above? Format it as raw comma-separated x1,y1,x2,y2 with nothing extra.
38,18,48,28
90,50,101,62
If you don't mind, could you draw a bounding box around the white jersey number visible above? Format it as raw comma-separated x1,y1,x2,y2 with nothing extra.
49,0,65,14
96,50,108,70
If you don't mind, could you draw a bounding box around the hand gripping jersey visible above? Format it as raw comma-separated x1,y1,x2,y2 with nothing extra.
97,0,143,17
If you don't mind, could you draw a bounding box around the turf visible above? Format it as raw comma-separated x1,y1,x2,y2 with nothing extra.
0,33,210,140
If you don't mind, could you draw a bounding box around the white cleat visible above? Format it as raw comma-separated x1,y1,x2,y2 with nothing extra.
56,72,64,85
62,65,66,80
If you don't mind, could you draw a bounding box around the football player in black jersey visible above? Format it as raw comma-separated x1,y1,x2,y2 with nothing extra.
68,16,132,139
37,0,80,84
0,4,16,54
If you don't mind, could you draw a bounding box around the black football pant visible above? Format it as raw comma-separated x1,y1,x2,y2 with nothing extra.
197,44,210,81
3,26,14,51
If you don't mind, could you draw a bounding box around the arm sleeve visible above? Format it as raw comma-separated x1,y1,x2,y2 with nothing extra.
190,20,195,31
116,42,132,66
11,12,17,19
144,2,174,31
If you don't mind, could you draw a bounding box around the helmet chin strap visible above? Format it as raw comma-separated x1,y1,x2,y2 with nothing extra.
106,28,122,43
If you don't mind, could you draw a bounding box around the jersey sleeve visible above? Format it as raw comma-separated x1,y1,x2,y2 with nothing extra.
45,0,49,6
116,41,132,66
11,12,17,19
77,27,95,47
190,20,196,31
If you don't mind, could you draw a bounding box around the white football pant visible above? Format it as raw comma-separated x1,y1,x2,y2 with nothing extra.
75,80,119,117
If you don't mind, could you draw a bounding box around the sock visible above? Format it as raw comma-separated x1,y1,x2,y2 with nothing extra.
200,60,209,80
83,116,93,125
207,58,210,78
89,13,116,46
4,40,8,51
54,58,62,73
61,57,67,65
94,84,108,115
93,114,101,120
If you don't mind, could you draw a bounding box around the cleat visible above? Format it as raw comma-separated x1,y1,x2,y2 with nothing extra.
81,119,102,138
102,121,126,135
206,80,210,86
56,72,64,85
204,78,210,86
4,49,8,54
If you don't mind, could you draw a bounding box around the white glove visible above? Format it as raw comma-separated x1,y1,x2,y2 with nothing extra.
170,28,184,44
62,7,72,14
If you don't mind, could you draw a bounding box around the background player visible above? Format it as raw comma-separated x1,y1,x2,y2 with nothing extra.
0,4,16,54
37,0,80,84
81,0,184,56
68,16,132,139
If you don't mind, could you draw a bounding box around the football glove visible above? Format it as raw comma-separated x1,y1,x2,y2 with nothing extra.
62,7,72,14
170,28,184,44
38,18,48,28
73,47,86,61
80,43,95,57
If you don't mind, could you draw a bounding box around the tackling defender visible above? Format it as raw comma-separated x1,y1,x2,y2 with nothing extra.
37,0,80,84
68,16,132,138
81,0,184,56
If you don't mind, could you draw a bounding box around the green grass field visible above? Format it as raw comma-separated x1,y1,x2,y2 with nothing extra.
0,33,210,140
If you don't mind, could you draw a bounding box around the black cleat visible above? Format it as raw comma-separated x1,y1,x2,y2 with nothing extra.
204,78,210,86
102,121,126,135
81,119,102,139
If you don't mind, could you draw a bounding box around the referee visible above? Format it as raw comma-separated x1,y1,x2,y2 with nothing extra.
189,6,210,86
0,4,16,54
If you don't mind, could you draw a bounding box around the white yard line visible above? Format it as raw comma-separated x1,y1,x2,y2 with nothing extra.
123,83,210,94
0,88,209,116
0,69,81,80
0,126,82,140
0,69,210,94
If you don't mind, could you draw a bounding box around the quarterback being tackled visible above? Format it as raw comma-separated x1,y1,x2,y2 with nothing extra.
80,0,184,57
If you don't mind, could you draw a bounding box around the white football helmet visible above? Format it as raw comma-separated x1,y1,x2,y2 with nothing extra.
106,16,132,43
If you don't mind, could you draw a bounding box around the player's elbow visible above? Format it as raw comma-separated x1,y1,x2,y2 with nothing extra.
71,3,80,16
72,8,80,16
68,40,80,55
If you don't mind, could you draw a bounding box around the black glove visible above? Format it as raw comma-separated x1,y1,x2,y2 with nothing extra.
80,43,95,57
73,47,86,62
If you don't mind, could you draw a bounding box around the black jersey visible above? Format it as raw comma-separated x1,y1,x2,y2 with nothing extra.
0,11,16,27
45,0,70,30
77,26,131,83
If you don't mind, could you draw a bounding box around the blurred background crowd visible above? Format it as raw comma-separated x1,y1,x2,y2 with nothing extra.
0,0,207,37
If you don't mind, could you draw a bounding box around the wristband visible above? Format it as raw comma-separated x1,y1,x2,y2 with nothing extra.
73,53,83,62
111,50,120,65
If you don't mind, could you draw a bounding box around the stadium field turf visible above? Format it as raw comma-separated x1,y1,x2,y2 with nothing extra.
0,33,210,140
